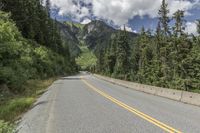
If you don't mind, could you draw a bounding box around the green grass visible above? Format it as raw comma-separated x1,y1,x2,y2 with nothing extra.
0,98,34,122
22,78,56,97
0,78,56,132
0,120,13,133
76,46,97,70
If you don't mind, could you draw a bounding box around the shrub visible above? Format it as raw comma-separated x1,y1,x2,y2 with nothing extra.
0,98,34,121
0,11,76,92
0,120,14,133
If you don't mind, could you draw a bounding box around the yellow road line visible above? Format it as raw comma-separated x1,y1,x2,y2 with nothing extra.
81,77,182,133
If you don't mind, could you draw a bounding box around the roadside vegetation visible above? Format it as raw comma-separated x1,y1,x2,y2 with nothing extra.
95,0,200,92
0,120,13,133
0,0,77,132
0,78,55,132
0,78,55,121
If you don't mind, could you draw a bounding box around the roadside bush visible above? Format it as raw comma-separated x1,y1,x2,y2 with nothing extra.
0,11,29,90
0,98,34,121
0,120,14,133
0,11,76,92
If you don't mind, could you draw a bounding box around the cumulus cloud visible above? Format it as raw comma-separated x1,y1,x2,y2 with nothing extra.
168,0,198,16
50,0,91,21
51,0,199,25
81,18,91,24
92,0,160,25
92,0,199,25
185,21,198,35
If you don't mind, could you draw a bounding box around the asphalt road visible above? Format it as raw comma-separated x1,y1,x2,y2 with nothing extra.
17,73,200,133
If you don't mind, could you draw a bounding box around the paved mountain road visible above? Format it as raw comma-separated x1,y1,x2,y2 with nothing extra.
17,73,200,133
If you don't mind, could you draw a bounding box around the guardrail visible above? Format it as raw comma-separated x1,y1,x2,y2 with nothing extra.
94,74,200,107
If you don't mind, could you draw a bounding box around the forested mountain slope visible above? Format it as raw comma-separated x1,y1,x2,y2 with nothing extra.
64,20,138,54
57,22,81,57
0,0,77,93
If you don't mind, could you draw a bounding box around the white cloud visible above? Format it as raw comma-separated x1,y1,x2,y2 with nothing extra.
185,22,198,35
92,0,160,25
81,18,91,24
51,0,91,21
51,0,199,25
168,0,197,16
92,0,199,25
120,25,135,32
133,30,138,33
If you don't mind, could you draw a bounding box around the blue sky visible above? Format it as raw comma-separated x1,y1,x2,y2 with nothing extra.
50,0,200,34
128,8,200,32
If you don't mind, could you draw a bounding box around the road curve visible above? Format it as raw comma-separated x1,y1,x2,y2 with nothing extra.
17,73,200,133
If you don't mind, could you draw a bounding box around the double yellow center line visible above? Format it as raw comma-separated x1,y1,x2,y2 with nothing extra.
81,77,182,133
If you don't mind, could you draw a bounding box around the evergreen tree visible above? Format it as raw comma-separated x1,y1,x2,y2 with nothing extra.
45,0,51,17
158,0,170,36
156,22,162,37
136,27,154,83
172,10,185,37
104,36,117,75
182,45,200,90
1,0,62,53
155,21,162,58
196,20,200,47
96,50,105,73
114,27,130,79
170,10,193,89
197,20,200,35
0,2,3,9
157,0,172,86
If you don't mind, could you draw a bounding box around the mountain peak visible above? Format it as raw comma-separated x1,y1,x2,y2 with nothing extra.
61,19,137,54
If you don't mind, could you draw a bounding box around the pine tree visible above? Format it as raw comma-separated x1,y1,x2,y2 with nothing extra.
45,0,51,17
151,22,163,85
130,33,141,81
104,35,117,75
182,44,200,91
155,22,162,57
170,10,193,89
157,0,173,87
172,10,185,37
136,27,154,83
0,2,3,9
96,50,105,73
158,0,170,36
114,27,130,79
197,20,200,35
196,20,200,47
156,22,162,37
